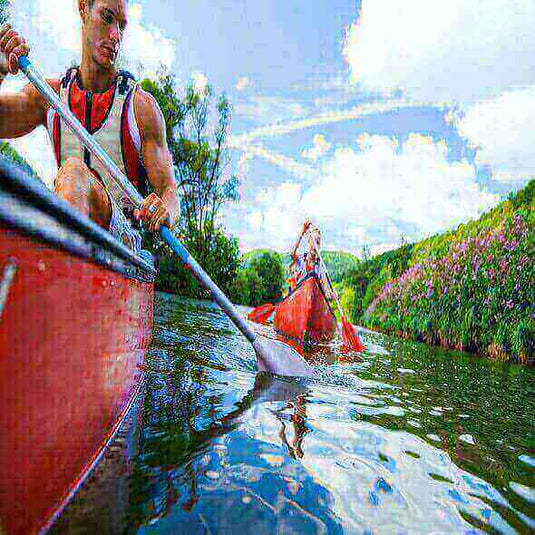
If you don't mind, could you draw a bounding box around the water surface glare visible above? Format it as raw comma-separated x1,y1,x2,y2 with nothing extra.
54,293,535,534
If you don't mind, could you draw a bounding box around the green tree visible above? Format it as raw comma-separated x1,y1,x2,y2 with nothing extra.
231,252,285,307
140,71,241,297
249,252,285,303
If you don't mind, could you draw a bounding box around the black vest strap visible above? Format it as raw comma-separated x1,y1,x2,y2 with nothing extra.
117,70,136,96
61,67,78,89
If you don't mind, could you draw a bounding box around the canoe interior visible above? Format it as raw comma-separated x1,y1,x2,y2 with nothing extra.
0,158,154,534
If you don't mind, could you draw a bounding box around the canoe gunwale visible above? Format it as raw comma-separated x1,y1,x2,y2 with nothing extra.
0,157,156,283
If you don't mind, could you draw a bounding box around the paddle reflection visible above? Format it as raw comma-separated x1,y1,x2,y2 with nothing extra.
126,366,325,531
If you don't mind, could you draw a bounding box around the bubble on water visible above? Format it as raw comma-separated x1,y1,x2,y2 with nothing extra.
518,455,535,468
459,434,475,445
397,368,416,374
509,482,535,503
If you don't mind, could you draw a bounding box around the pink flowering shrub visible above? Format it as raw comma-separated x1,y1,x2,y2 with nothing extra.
366,208,534,364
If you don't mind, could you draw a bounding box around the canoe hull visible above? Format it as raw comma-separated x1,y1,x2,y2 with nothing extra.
0,159,155,534
273,274,336,346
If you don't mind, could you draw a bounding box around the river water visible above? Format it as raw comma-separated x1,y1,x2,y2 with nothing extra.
53,293,535,534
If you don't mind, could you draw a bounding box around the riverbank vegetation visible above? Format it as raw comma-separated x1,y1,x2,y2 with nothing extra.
344,180,534,364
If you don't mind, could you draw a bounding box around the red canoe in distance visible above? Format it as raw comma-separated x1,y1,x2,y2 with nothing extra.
273,273,337,348
0,159,154,534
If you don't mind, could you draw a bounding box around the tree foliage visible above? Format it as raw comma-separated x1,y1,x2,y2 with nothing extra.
0,142,41,180
140,72,241,298
247,249,358,283
231,252,285,307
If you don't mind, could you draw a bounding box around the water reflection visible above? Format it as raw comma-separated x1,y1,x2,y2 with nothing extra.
54,294,535,534
127,365,343,534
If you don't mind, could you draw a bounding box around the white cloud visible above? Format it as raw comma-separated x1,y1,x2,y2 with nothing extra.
0,75,26,94
302,134,331,162
29,0,81,54
233,143,318,182
236,76,250,92
122,3,176,77
191,72,208,94
343,0,535,104
234,95,310,125
231,98,422,145
453,87,535,183
0,77,56,186
311,134,497,233
234,134,498,252
8,129,57,187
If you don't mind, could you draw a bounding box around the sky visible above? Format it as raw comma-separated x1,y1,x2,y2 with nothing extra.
2,0,534,256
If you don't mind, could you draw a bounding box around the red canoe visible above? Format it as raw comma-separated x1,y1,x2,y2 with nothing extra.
273,272,336,347
0,159,154,534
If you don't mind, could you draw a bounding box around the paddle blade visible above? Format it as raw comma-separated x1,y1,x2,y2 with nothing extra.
341,317,365,352
248,303,275,324
253,336,315,378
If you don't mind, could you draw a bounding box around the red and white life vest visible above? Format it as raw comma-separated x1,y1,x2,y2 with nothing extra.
46,67,148,210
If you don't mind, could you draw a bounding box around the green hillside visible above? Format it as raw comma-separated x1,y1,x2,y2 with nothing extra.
245,249,359,283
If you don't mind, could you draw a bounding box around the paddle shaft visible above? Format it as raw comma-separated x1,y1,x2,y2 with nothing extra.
19,56,257,345
316,251,345,319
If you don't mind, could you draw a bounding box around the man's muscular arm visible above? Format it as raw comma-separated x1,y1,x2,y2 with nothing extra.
0,23,54,138
0,82,51,138
133,89,180,232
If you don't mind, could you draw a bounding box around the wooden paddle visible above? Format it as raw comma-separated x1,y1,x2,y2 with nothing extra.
12,53,315,378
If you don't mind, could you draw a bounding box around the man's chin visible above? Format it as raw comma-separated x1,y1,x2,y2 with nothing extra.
96,57,117,71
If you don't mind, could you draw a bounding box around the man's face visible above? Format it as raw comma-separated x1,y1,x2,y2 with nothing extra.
81,0,128,70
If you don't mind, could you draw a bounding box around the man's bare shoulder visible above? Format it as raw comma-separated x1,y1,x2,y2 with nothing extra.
132,88,166,141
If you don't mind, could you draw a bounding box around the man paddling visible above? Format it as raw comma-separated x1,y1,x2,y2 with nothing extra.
0,0,179,251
